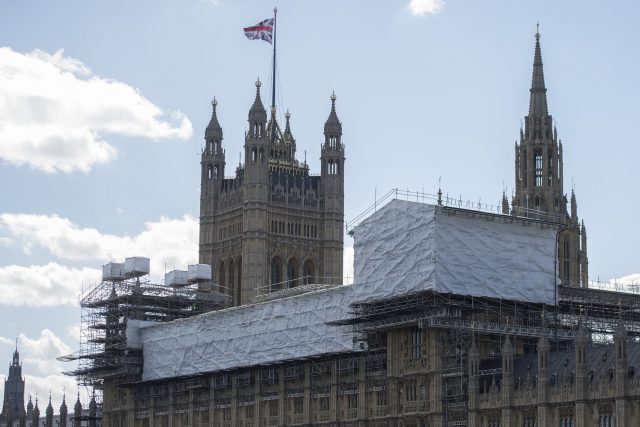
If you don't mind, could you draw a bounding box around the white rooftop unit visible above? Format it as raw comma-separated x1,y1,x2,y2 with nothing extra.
187,264,212,283
165,270,188,287
124,257,150,278
102,262,124,281
352,199,559,305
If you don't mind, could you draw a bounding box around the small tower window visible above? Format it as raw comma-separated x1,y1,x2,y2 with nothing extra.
259,148,264,162
534,148,543,187
251,147,257,162
213,165,219,179
534,196,540,207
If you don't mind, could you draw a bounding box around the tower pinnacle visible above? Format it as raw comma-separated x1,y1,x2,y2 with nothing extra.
529,25,548,118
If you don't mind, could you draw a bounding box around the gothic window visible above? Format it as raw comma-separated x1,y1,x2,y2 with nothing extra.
207,165,213,180
259,148,264,162
287,258,299,288
303,260,315,285
213,165,219,179
270,257,283,290
535,196,540,207
534,148,543,187
410,328,423,360
328,160,334,175
563,238,570,282
218,262,225,294
547,148,553,186
523,150,528,188
335,160,340,175
251,147,257,162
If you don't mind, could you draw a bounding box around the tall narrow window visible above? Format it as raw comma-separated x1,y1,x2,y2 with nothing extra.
563,238,570,282
534,148,543,187
523,150,528,188
547,148,553,186
410,328,422,360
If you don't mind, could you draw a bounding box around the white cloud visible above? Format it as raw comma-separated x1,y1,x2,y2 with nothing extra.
18,329,73,376
0,236,12,246
1,212,199,281
0,47,193,173
0,263,100,307
408,0,444,16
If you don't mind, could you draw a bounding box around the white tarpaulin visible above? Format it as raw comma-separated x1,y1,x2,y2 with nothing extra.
141,286,357,381
352,199,558,304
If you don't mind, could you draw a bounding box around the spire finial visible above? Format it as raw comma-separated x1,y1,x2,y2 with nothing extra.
256,77,261,89
273,6,277,14
536,22,540,39
330,91,336,106
212,97,217,109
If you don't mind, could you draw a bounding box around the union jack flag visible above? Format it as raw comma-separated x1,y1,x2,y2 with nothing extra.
243,18,274,44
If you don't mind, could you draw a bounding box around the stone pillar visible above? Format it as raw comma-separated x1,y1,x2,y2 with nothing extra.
358,354,366,425
615,320,628,425
467,336,480,427
330,360,338,425
501,337,514,427
303,362,311,425
278,366,285,426
536,336,550,426
574,324,588,427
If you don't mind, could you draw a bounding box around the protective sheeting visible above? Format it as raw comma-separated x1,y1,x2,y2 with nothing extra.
140,285,357,381
352,199,557,304
126,319,158,349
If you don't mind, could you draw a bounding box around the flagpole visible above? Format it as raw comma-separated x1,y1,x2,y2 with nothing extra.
271,7,277,111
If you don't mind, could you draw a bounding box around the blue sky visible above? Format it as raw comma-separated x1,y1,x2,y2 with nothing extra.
0,0,638,409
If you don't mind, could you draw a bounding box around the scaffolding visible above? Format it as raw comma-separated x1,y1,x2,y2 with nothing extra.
60,272,232,394
342,282,640,427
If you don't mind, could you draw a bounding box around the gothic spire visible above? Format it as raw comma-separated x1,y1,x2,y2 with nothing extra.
528,24,549,119
248,78,267,123
205,97,223,140
324,92,342,136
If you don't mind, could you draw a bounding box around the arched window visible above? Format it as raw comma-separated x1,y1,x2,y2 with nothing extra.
534,148,543,187
259,148,264,162
218,262,225,294
207,165,213,180
534,195,540,207
213,164,219,179
252,147,257,162
287,258,300,288
335,160,340,175
328,160,334,175
270,257,283,290
228,259,235,299
303,260,315,285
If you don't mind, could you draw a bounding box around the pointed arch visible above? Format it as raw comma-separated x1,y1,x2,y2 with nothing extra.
270,256,283,290
218,261,226,294
303,260,315,286
287,258,300,288
228,259,235,300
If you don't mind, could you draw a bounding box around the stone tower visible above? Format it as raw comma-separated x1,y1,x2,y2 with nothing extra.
509,28,588,286
0,344,26,425
199,80,345,306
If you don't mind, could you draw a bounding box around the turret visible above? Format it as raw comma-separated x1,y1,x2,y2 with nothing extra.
501,191,509,214
26,395,33,419
88,393,97,427
32,398,40,426
74,392,82,426
320,92,345,285
59,394,68,427
45,395,53,427
570,188,578,223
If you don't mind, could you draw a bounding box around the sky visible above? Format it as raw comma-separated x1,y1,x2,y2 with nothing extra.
0,0,639,411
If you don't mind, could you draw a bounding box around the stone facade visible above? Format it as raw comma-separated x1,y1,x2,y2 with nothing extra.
96,29,633,427
199,82,345,306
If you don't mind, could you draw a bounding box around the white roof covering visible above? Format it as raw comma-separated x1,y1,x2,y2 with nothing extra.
352,199,558,304
140,285,357,381
137,199,559,381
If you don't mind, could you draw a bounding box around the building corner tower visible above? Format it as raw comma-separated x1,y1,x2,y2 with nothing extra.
512,28,588,286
